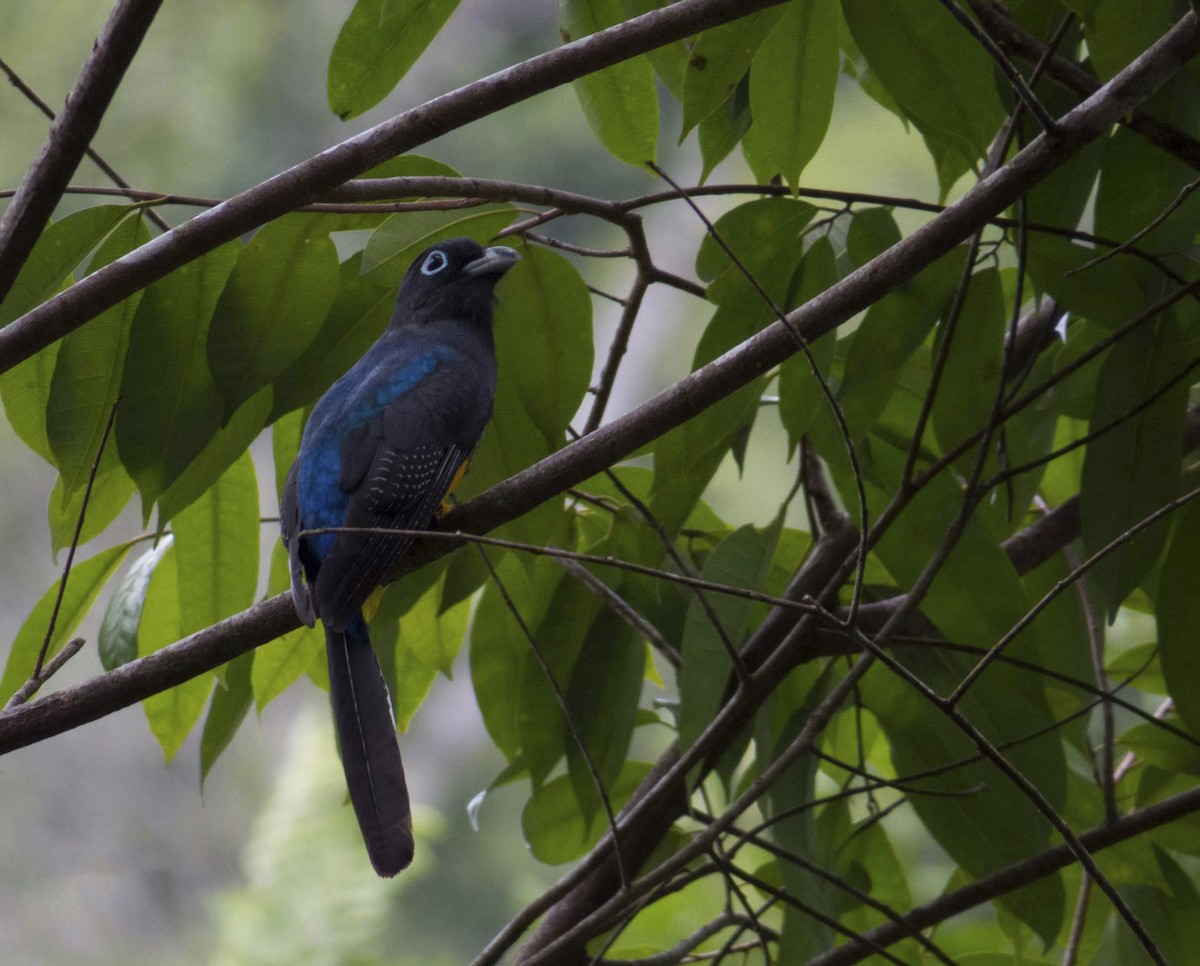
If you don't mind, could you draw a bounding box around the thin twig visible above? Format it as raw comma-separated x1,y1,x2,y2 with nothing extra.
4,638,86,711
32,399,119,679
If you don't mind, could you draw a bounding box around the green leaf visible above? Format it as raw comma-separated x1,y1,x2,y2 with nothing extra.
116,241,241,517
269,253,394,420
156,387,272,526
678,524,778,751
842,0,1005,163
778,236,840,450
470,554,563,760
0,205,130,463
518,572,602,785
392,577,471,728
522,761,651,864
1116,847,1200,965
1158,500,1200,734
566,607,644,822
271,407,307,504
838,246,967,436
327,0,461,120
98,537,173,671
360,205,516,279
931,267,1006,454
494,243,594,449
139,546,214,762
696,197,816,302
47,214,149,503
199,649,254,788
0,544,130,704
620,0,690,100
171,450,259,632
1025,235,1145,330
1080,317,1187,617
748,0,839,190
680,8,784,137
560,0,659,167
207,214,339,419
1084,0,1174,80
697,80,751,182
1118,720,1200,778
48,457,136,556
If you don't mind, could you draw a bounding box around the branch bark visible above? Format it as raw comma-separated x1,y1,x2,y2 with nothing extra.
0,0,789,373
0,0,164,302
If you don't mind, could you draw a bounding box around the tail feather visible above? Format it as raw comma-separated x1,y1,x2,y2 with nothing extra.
326,618,414,876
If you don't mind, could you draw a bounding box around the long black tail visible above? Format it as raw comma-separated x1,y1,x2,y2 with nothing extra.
326,616,414,876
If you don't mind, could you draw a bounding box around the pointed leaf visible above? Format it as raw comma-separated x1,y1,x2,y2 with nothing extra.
207,214,339,418
1081,317,1187,616
116,241,241,515
0,544,130,704
139,546,213,762
327,0,461,120
560,0,659,166
199,649,254,787
172,449,260,632
748,0,839,189
98,537,173,671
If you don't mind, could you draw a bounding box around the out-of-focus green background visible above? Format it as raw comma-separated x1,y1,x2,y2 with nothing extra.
0,3,942,962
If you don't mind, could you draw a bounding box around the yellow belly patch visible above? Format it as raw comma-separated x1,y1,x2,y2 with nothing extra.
439,459,471,516
361,585,385,623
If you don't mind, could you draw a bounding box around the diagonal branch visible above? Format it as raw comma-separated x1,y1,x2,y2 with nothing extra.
0,0,164,302
0,0,791,373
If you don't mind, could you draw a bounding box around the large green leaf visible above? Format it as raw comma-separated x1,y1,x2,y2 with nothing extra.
1025,235,1145,330
47,215,149,503
677,524,778,752
494,243,593,448
171,450,259,632
1080,317,1187,617
842,0,1005,164
748,0,839,189
931,267,1006,454
0,205,129,464
1084,0,1174,80
116,241,241,516
0,543,130,704
560,0,659,166
269,254,394,420
199,649,254,788
327,0,461,120
566,602,645,823
1156,500,1200,736
522,760,651,864
207,214,339,419
48,459,136,556
139,545,214,762
470,554,563,760
680,8,784,137
838,246,967,436
156,387,272,526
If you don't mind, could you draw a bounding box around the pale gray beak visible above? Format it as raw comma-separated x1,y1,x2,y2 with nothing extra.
464,245,520,278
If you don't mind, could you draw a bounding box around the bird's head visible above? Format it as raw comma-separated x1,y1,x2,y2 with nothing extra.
391,237,520,329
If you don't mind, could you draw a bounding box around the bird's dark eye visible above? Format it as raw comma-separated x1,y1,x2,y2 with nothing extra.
420,250,449,276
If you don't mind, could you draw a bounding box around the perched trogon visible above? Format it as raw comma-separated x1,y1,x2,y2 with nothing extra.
281,237,519,876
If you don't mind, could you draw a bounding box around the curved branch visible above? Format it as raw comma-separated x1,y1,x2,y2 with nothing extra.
0,0,789,374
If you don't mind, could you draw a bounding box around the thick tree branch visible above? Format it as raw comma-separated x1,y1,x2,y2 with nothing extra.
0,0,790,373
0,0,164,302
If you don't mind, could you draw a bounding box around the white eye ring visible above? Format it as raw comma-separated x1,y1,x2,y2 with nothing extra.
421,250,449,275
